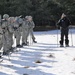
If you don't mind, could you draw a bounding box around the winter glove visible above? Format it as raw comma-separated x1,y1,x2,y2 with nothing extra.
13,27,18,30
19,24,22,27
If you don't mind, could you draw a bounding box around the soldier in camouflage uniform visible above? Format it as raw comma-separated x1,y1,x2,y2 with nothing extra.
22,16,29,46
8,17,14,51
13,16,23,48
22,16,37,46
1,14,11,55
0,15,3,58
27,16,37,43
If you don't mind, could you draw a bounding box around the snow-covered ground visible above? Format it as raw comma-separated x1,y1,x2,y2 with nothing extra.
0,29,75,75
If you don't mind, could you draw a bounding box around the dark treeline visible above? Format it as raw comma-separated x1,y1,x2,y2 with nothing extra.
0,0,75,27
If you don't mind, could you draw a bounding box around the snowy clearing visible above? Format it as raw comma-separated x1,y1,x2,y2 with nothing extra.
0,29,75,75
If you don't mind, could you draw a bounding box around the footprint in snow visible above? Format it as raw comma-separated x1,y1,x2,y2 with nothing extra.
73,58,75,61
35,60,42,63
23,74,28,75
23,66,30,68
47,53,55,58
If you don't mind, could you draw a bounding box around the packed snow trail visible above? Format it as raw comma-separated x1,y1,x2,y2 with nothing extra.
0,29,75,75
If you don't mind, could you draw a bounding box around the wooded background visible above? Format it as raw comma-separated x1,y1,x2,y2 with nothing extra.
0,0,75,30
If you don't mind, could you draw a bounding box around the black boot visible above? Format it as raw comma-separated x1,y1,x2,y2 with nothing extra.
65,39,69,47
59,40,64,47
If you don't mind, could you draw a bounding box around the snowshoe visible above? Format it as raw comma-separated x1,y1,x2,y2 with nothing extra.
60,45,64,47
16,44,23,48
3,52,9,55
65,45,69,47
0,56,3,62
33,40,37,43
10,47,16,52
22,43,28,46
0,56,2,58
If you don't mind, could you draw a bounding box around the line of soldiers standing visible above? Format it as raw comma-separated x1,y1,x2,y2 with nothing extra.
0,14,37,57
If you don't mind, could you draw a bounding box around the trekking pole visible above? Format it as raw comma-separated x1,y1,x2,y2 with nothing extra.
8,52,11,61
70,26,73,46
28,33,31,46
0,47,3,62
57,29,58,47
0,15,1,25
56,25,59,47
29,33,33,46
